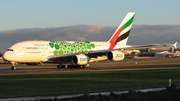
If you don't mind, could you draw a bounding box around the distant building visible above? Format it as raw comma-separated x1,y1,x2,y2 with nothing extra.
138,52,156,57
155,51,180,58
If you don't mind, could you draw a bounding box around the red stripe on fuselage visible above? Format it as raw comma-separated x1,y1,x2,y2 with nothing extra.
109,42,116,50
109,24,125,49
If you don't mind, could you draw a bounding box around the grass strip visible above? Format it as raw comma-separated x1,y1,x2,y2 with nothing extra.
0,67,180,98
40,86,180,101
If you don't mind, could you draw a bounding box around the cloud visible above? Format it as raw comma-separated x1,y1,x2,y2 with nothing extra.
0,24,180,52
128,25,180,45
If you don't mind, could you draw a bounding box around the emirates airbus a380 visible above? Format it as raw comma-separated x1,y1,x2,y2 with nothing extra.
3,12,170,70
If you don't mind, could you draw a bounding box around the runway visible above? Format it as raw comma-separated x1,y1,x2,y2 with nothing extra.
1,63,180,74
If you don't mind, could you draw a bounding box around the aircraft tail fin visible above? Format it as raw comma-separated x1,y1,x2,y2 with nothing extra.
109,12,135,49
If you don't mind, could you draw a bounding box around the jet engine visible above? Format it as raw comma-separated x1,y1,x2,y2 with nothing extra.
107,51,124,61
72,54,89,65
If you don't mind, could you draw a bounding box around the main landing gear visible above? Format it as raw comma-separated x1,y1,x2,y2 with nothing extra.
57,64,87,68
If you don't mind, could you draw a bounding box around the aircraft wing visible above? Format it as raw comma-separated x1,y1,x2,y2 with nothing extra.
46,44,173,64
46,51,108,63
122,44,173,50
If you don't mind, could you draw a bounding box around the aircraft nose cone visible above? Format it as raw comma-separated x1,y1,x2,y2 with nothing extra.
2,52,8,61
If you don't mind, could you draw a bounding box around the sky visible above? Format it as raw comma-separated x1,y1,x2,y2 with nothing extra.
1,0,180,31
0,0,180,52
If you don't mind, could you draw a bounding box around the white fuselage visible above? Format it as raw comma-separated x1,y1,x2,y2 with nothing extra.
3,41,131,63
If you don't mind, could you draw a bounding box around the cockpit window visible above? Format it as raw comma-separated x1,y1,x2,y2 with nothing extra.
7,49,14,51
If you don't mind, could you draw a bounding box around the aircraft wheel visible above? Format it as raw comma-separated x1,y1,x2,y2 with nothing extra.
75,65,79,68
62,65,65,68
80,65,83,68
71,65,75,68
11,66,16,70
57,65,61,68
68,65,73,68
84,65,87,68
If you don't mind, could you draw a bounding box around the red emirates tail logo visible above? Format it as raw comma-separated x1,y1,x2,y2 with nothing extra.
109,24,125,49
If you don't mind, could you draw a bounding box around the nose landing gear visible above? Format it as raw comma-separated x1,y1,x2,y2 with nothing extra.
11,62,18,70
11,66,16,70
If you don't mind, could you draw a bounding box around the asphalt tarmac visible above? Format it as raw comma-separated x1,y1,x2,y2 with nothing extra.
0,62,180,74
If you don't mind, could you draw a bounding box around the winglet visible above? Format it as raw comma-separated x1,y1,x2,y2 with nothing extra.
173,42,178,49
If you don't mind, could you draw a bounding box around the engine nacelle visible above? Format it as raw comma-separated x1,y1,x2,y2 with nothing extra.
72,54,89,65
107,51,124,61
25,63,40,66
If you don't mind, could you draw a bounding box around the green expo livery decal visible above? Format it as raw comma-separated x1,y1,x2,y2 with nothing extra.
49,41,95,55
